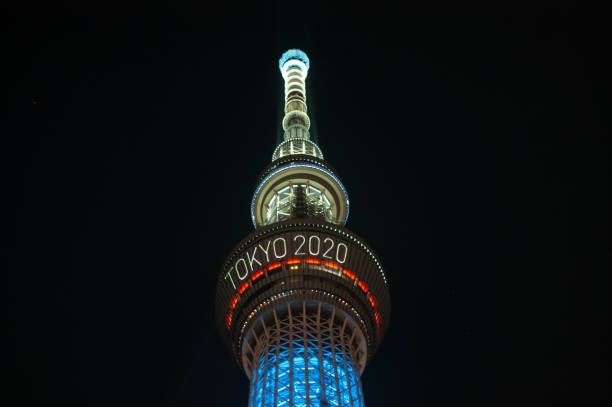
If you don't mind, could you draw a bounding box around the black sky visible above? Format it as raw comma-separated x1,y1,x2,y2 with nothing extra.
10,2,610,406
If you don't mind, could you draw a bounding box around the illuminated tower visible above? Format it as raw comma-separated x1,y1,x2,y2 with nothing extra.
215,49,390,407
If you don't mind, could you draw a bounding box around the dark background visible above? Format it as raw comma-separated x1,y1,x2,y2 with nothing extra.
9,2,610,406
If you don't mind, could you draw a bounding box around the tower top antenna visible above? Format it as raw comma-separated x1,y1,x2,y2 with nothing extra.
279,49,310,72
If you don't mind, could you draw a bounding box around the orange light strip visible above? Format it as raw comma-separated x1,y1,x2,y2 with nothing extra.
285,258,302,265
357,280,369,293
368,293,378,309
226,313,233,328
342,268,357,280
237,281,249,295
323,261,339,270
229,295,239,311
267,262,282,271
374,311,381,327
251,269,264,281
305,258,321,265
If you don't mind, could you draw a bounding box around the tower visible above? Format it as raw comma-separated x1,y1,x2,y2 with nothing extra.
215,49,390,407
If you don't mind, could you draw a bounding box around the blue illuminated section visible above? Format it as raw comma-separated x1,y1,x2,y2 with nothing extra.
250,341,364,407
251,162,350,228
279,49,310,72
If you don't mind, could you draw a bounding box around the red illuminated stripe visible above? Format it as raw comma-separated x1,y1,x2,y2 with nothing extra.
357,280,369,294
267,262,282,271
226,313,233,328
237,281,249,295
251,269,264,281
285,258,302,265
342,268,356,280
305,258,321,265
374,311,381,327
368,293,378,309
323,261,339,270
229,295,239,311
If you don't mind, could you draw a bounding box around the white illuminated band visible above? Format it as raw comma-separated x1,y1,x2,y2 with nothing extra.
271,138,324,160
285,82,305,91
250,162,350,228
285,88,306,97
281,60,308,80
282,111,310,131
286,80,305,89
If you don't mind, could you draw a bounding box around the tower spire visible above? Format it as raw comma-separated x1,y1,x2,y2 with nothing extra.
255,50,347,227
272,49,324,161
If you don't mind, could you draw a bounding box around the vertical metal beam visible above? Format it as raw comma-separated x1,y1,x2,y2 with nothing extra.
273,308,280,407
303,301,310,407
288,303,294,407
316,303,326,405
260,323,269,407
328,307,343,407
339,318,354,407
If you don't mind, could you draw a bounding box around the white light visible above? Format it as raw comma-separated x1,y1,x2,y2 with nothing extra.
281,59,308,80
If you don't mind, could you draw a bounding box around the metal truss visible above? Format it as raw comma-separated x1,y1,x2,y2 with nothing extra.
265,184,334,225
243,301,367,407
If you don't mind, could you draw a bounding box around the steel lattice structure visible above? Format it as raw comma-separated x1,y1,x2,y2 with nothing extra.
245,301,365,407
215,50,390,407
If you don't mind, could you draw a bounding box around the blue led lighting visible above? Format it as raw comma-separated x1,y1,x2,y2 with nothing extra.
279,49,310,72
251,163,350,228
250,341,363,407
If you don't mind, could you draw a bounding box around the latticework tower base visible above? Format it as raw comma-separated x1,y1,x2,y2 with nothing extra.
243,301,367,407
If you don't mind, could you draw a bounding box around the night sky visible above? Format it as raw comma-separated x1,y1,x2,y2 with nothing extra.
10,2,610,406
